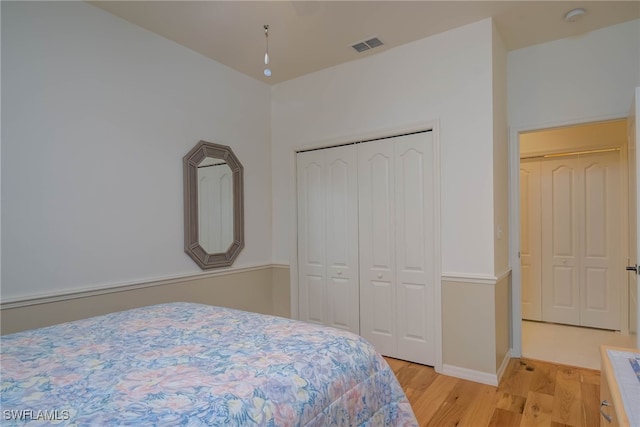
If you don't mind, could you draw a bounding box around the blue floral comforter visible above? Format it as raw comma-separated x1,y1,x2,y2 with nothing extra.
1,302,417,426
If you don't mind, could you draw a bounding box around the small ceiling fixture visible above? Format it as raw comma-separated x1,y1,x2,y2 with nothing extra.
263,25,271,77
564,8,586,23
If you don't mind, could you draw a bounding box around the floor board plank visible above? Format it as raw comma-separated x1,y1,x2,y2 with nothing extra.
488,408,523,427
495,392,527,414
528,359,558,395
520,391,554,427
552,368,583,426
580,382,600,427
411,375,459,425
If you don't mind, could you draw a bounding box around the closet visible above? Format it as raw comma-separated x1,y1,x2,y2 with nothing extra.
520,150,621,330
296,131,436,365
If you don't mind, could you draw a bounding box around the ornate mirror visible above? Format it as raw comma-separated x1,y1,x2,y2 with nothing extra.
183,140,244,269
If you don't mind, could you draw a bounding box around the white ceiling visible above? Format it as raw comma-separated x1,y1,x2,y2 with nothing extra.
90,1,640,85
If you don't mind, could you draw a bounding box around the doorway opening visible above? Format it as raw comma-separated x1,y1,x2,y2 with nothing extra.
517,119,636,369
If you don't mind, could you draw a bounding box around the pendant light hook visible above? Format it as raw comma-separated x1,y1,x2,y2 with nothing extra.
263,24,271,77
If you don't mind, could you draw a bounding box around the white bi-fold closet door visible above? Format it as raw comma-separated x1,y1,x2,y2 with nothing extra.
358,134,436,365
296,132,435,365
520,151,621,330
297,145,360,333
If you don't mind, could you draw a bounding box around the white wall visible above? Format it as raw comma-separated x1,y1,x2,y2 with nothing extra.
271,19,497,277
1,2,272,301
508,19,640,129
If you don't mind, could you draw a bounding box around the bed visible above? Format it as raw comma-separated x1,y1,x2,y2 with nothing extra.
0,302,418,426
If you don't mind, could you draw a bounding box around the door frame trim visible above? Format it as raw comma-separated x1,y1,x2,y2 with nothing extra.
509,114,629,357
289,119,442,372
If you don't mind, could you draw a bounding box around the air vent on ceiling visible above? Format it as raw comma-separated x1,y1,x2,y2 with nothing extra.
351,37,384,53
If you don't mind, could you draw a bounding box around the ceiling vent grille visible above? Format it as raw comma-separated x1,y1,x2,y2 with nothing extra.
365,37,383,49
351,37,384,53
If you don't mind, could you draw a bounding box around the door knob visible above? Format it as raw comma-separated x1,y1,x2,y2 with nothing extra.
626,265,638,274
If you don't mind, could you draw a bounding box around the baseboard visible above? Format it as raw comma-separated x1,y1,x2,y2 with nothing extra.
496,350,512,384
441,364,499,386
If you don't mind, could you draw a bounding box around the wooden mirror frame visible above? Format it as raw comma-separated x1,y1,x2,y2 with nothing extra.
183,140,244,269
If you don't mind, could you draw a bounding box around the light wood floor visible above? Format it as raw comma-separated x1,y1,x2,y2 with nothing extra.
385,357,601,427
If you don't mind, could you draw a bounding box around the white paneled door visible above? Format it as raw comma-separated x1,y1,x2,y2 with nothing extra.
358,133,435,365
538,152,621,330
580,153,621,329
357,139,396,356
297,145,359,333
540,157,581,326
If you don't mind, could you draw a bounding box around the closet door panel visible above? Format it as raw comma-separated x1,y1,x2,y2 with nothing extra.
370,155,394,269
542,159,580,325
520,160,542,321
325,146,359,332
580,152,621,330
372,281,394,334
297,152,326,326
394,133,435,365
358,139,396,356
306,276,325,324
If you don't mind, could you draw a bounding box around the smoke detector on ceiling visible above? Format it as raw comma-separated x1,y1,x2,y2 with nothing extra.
351,37,384,53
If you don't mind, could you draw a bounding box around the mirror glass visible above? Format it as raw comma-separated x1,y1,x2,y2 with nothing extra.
183,140,244,270
197,158,233,253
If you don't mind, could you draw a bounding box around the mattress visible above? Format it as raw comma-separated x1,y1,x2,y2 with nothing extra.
0,302,418,426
